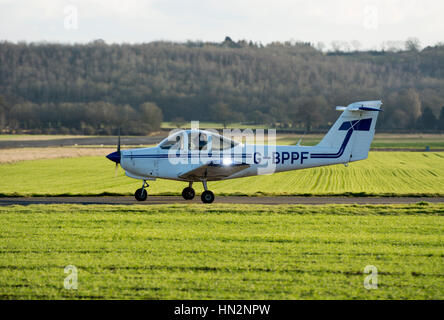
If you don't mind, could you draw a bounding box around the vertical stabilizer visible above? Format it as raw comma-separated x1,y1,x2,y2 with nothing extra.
316,101,382,162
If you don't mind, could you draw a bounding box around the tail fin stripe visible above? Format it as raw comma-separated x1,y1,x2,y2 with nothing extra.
310,128,353,159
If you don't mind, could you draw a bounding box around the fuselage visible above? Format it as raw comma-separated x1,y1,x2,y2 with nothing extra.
120,143,351,182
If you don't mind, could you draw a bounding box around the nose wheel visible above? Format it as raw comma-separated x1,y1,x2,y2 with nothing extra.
200,180,215,204
134,180,149,201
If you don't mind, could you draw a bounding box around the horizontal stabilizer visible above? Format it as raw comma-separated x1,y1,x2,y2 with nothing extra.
337,101,382,112
357,106,382,112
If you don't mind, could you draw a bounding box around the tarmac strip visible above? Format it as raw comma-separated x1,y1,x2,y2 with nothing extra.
0,196,443,206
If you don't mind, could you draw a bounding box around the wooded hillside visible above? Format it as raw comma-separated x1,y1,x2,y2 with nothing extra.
1,38,444,134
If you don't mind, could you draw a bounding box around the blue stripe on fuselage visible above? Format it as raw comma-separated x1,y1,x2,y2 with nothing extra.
122,153,252,159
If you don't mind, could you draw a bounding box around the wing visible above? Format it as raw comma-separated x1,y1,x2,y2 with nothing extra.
178,161,250,181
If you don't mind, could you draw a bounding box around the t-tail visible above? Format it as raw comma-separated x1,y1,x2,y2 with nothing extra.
313,100,382,164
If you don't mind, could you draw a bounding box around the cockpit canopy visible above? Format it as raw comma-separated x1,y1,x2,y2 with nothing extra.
158,130,239,151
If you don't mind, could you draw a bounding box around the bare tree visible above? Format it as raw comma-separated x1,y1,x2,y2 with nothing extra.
405,37,421,52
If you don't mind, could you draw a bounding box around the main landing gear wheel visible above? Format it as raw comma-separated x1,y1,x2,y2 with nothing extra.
182,187,195,200
200,181,215,204
201,190,215,204
134,180,149,201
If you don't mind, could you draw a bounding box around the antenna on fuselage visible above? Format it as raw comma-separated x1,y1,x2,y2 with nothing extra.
296,131,306,146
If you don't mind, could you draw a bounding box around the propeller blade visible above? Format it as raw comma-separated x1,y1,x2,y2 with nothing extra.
117,127,121,153
106,127,122,174
109,126,121,177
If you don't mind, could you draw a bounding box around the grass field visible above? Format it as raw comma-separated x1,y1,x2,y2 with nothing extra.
161,122,269,130
0,203,442,299
0,147,115,163
0,152,443,197
276,134,444,149
0,134,96,141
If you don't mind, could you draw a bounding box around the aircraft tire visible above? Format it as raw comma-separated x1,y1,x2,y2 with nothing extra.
182,187,195,200
201,190,215,204
134,188,148,201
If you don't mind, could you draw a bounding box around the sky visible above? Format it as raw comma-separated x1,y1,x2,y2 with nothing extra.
0,0,443,50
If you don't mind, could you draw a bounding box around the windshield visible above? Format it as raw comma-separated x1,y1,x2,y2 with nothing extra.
159,131,238,151
159,134,183,149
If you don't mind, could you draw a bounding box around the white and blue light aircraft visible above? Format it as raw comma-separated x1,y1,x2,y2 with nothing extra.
106,100,382,203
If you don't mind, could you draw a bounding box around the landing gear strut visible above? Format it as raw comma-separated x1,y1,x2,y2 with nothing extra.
134,180,149,201
200,180,215,204
182,182,195,200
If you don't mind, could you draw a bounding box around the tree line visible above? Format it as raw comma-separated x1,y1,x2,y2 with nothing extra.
0,98,162,135
1,37,444,134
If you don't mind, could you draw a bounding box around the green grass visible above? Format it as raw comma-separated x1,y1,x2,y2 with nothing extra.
0,152,443,197
162,122,269,130
0,203,442,299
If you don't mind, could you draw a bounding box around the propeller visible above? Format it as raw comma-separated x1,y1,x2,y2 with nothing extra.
106,127,122,176
115,127,120,176
117,127,121,153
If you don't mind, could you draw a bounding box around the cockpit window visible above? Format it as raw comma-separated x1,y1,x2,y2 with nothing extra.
159,134,182,149
159,131,237,151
